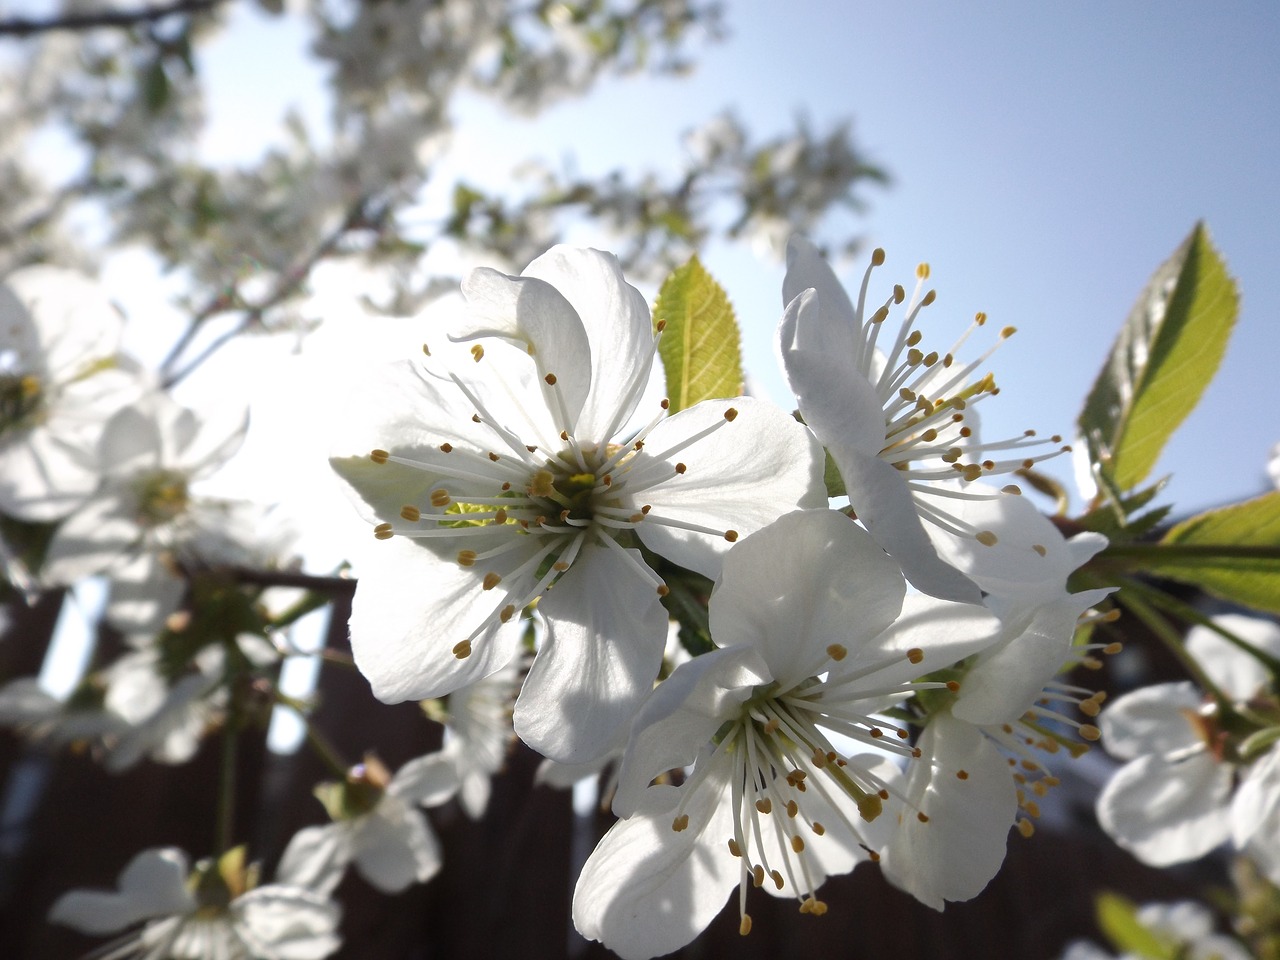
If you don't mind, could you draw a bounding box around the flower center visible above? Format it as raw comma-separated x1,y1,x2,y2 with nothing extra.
0,372,43,439
134,469,191,528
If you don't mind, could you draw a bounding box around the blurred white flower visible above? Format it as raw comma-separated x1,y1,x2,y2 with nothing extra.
49,846,342,960
1060,900,1250,960
0,266,141,521
277,753,458,895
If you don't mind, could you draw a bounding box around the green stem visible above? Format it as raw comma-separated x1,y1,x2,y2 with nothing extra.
215,717,237,855
271,688,350,777
1117,579,1235,712
1104,543,1280,561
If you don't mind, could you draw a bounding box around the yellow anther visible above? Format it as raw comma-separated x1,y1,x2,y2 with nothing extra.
1002,484,1022,495
671,814,689,832
400,506,421,522
946,680,961,692
1000,325,1016,339
728,838,742,857
499,604,516,623
675,462,687,474
892,284,905,304
923,351,938,366
975,530,999,546
482,572,502,591
1080,724,1101,741
790,835,805,853
373,524,394,540
770,870,784,890
724,530,739,542
656,319,667,332
739,915,753,937
871,306,890,324
552,561,569,572
920,428,938,442
470,344,484,362
724,407,739,422
921,290,936,306
871,247,885,266
439,442,453,453
811,822,825,836
752,865,765,888
544,373,557,385
906,330,923,347
457,550,477,567
494,508,508,524
1025,801,1042,819
916,262,930,280
370,449,389,464
786,800,798,818
907,348,923,366
899,387,916,402
422,343,431,356
656,584,669,597
906,648,924,664
826,643,847,661
755,798,772,814
430,489,451,507
1103,640,1123,653
1017,819,1035,838
488,452,500,462
961,463,984,482
452,640,472,659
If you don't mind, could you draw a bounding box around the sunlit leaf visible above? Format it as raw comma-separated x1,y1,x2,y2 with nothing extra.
1078,223,1239,494
1150,492,1280,614
651,256,743,412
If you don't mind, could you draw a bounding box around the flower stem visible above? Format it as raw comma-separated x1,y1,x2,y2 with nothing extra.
216,718,237,855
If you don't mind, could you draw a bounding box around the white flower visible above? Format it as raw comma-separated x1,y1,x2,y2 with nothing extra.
427,658,520,819
572,510,1001,958
40,391,249,604
1096,614,1280,878
0,266,141,521
1268,441,1280,489
330,245,825,762
278,752,459,895
778,237,1071,603
49,847,342,960
0,675,125,748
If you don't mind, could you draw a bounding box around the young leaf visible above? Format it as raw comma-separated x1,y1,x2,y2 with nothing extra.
1077,223,1239,493
1096,892,1177,959
652,256,744,412
1149,492,1280,614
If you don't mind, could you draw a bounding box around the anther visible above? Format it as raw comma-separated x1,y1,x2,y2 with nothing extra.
1079,724,1101,741
544,373,557,385
916,812,929,823
470,345,484,362
373,523,394,540
1032,544,1047,557
499,605,515,623
728,838,742,857
827,643,847,661
871,247,885,266
975,530,999,546
656,584,669,597
812,822,825,836
370,449,389,464
431,489,451,507
724,408,739,422
488,452,500,462
791,835,805,853
482,572,502,591
752,866,765,888
770,870,784,890
724,530,739,542
956,769,969,780
452,640,472,659
1017,819,1035,838
921,290,937,306
739,915,752,937
400,506,421,522
457,550,477,566
756,798,772,814
675,462,687,474
672,814,689,832
661,398,670,409
907,648,924,664
439,442,453,453
786,800,798,818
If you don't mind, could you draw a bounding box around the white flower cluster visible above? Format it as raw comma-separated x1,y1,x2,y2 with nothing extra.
326,242,1119,957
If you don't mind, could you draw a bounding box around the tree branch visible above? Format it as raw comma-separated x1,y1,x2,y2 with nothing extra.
0,0,227,38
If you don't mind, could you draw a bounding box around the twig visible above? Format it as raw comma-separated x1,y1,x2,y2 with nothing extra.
0,0,227,38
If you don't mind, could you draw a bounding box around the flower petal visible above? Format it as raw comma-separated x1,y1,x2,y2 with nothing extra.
624,397,825,579
389,751,460,808
41,492,141,584
514,545,669,764
232,885,342,960
49,847,193,934
1097,682,1204,759
353,800,442,893
276,824,353,897
1096,750,1234,866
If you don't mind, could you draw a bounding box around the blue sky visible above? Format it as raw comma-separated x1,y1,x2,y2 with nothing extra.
195,1,1280,516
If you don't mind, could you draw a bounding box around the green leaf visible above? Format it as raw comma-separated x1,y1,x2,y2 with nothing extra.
1150,492,1280,614
1077,477,1170,540
1078,222,1239,493
652,256,743,413
1096,892,1177,959
142,60,170,114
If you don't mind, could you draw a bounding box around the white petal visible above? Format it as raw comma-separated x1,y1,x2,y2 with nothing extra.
521,245,654,443
353,801,441,892
781,236,862,363
276,824,353,897
232,886,342,959
1096,751,1233,866
879,714,1017,910
707,509,905,681
515,546,669,764
839,448,982,603
347,535,523,703
1186,613,1280,702
625,397,825,579
5,266,122,377
389,751,460,808
49,847,193,934
104,552,185,636
41,492,141,584
572,781,739,960
1232,746,1280,849
1097,683,1204,759
98,403,164,476
0,424,102,521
